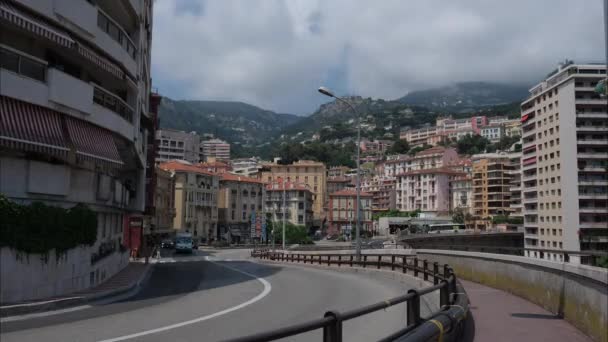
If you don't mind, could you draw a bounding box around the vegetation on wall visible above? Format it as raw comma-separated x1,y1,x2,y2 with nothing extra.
268,222,313,245
0,195,97,260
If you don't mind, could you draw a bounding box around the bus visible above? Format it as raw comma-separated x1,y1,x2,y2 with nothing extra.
175,232,194,253
427,223,466,234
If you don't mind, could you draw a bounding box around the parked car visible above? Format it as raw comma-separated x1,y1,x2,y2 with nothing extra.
161,239,174,249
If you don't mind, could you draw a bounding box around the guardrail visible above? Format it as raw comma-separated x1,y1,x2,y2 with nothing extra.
226,250,470,342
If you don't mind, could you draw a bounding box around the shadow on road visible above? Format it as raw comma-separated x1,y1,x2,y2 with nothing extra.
510,313,562,320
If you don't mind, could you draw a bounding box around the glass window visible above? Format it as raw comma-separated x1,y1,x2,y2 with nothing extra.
0,48,19,73
97,12,109,31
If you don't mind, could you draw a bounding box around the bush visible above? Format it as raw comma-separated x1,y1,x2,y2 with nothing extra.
0,195,97,259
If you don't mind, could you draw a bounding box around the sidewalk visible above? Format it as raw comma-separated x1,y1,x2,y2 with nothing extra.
0,262,152,318
462,279,592,342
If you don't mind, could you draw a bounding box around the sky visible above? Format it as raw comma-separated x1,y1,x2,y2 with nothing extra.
151,0,605,115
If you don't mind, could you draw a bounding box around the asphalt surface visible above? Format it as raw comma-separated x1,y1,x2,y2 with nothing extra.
0,248,424,342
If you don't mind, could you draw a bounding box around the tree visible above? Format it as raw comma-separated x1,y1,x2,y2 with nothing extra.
387,139,410,155
456,134,491,155
270,223,312,245
452,208,465,224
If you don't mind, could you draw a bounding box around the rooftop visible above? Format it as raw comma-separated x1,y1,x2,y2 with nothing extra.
159,161,216,176
221,173,265,184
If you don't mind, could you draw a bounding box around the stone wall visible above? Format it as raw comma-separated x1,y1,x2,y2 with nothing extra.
417,249,608,342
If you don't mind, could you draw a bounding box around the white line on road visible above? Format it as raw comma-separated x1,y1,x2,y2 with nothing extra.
97,261,272,342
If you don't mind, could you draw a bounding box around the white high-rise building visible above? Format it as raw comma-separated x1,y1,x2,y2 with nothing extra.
201,138,230,162
0,0,154,299
520,62,607,264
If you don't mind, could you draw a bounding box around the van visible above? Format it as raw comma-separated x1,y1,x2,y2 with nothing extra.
175,232,193,253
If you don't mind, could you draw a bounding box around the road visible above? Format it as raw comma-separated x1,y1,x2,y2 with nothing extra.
0,248,428,342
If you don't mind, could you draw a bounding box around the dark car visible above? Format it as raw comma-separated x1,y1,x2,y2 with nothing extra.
161,239,174,249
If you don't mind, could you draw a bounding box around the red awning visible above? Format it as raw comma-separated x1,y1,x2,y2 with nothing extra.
65,116,123,167
0,0,74,47
1,95,123,168
521,114,530,123
0,95,70,158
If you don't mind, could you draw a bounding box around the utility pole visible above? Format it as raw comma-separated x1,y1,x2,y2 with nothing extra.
282,179,286,250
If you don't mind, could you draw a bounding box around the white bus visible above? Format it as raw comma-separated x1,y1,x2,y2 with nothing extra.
427,223,466,234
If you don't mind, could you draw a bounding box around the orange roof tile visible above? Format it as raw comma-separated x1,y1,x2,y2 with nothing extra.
159,161,216,176
221,173,265,184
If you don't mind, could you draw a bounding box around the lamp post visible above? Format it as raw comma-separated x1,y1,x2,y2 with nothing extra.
318,87,362,261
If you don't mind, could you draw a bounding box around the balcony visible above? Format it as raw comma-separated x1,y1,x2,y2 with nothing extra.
93,85,134,122
577,153,608,159
523,196,538,204
575,98,607,105
577,138,608,146
579,207,608,214
579,222,608,229
577,126,608,132
577,112,608,119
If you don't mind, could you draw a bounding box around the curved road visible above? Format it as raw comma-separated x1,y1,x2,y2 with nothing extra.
0,249,424,342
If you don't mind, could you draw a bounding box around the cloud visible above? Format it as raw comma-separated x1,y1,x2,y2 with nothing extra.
151,0,604,115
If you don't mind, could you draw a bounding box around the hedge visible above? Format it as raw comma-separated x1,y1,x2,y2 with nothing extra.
0,194,97,259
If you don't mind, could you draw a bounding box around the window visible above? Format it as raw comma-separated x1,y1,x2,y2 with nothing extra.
242,212,247,220
0,48,46,82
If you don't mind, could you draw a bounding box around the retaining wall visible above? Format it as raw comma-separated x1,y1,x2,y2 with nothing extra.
417,249,608,342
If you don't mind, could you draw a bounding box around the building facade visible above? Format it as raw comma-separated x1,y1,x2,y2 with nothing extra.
507,152,523,231
217,173,265,243
471,153,514,230
230,157,262,177
480,125,505,143
201,138,230,162
143,167,175,237
520,63,608,264
0,0,153,298
264,182,314,228
259,160,327,223
155,129,201,164
327,189,373,236
159,161,218,241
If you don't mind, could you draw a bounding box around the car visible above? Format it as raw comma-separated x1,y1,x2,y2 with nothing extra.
161,239,174,249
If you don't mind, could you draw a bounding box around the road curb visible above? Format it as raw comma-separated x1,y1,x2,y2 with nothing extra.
0,263,154,318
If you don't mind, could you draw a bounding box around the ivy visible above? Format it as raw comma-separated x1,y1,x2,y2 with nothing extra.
0,194,97,260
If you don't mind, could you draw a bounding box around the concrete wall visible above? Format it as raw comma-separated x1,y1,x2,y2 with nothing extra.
0,247,128,303
417,249,608,342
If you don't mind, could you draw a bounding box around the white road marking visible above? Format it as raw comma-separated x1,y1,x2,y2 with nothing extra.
97,261,272,342
0,305,92,323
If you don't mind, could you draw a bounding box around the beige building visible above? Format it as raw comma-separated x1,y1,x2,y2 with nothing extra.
264,182,314,228
520,63,607,264
471,153,514,230
159,161,219,241
259,160,327,223
217,173,265,243
328,189,373,236
143,168,175,236
507,153,523,231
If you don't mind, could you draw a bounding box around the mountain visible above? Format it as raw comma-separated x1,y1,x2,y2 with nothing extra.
158,98,301,146
398,82,529,112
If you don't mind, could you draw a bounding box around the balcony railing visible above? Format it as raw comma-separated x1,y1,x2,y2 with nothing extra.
0,46,46,82
93,85,134,122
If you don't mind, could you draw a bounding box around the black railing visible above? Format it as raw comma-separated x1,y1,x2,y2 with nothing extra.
227,250,470,342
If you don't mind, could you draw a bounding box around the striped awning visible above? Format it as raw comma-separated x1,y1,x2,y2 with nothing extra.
76,43,124,80
0,95,123,168
65,116,123,167
0,0,74,48
0,95,70,158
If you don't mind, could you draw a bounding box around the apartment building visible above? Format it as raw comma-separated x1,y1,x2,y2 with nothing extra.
143,168,175,237
155,129,201,164
361,177,397,211
259,160,327,223
328,166,350,178
230,157,262,177
507,152,523,231
480,125,505,143
159,161,219,241
471,153,514,230
399,126,438,146
360,139,393,155
327,177,352,196
450,175,473,215
264,182,314,228
328,189,373,236
0,0,153,297
201,139,230,162
520,62,607,264
217,173,265,243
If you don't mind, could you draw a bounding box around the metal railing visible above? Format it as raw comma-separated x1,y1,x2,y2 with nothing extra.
226,250,470,342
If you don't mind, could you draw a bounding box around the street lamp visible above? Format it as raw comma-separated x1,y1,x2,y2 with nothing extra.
318,86,362,261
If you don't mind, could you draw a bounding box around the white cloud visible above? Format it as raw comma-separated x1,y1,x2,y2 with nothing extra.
151,0,604,114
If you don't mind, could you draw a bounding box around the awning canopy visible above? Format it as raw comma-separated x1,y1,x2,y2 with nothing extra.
0,95,70,159
76,43,124,80
0,0,74,48
0,95,123,168
521,114,530,123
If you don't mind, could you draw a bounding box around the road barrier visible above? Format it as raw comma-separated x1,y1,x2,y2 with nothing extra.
224,250,470,342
